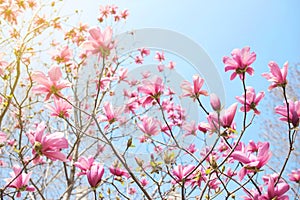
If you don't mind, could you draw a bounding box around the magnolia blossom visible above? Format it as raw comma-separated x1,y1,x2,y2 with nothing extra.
172,165,195,184
81,26,115,57
260,174,290,200
137,116,161,136
207,103,238,132
109,166,130,178
288,169,300,183
275,100,300,127
231,141,272,180
26,122,68,162
262,61,288,90
155,51,165,62
223,46,256,80
5,166,35,198
74,156,95,176
32,66,70,101
181,75,208,100
138,48,150,57
51,45,72,64
236,87,265,114
138,76,164,106
210,93,221,111
87,163,105,188
46,98,72,118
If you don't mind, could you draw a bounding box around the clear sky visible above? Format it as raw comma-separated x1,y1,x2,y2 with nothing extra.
62,0,300,143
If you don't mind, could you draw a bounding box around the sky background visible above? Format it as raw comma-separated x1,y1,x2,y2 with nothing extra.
62,0,300,143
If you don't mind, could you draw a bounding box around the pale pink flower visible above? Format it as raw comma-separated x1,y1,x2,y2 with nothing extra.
46,98,72,118
275,100,300,127
223,46,256,80
138,76,164,106
109,166,130,178
5,166,35,198
81,26,115,57
138,48,150,57
51,45,72,64
32,66,70,101
168,61,175,69
262,61,288,90
26,122,68,162
157,64,165,72
236,87,265,114
260,175,290,200
128,187,136,195
182,120,198,136
121,9,129,19
187,143,197,154
98,102,124,124
74,156,95,176
172,164,195,184
87,163,104,188
231,141,272,180
155,51,165,62
288,169,300,183
181,75,208,100
210,93,221,112
135,55,144,64
207,103,238,131
137,116,160,136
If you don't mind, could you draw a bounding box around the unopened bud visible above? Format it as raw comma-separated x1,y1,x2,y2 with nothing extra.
210,93,221,111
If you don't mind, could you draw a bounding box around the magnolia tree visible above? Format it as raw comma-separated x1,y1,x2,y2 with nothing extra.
0,1,299,200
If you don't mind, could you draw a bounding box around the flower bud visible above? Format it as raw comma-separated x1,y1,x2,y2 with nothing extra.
210,93,221,111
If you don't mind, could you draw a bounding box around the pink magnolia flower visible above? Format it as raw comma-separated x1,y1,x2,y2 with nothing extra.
275,100,300,127
260,175,290,200
288,169,300,183
223,46,256,80
190,168,207,187
137,116,160,136
140,178,149,187
172,164,195,184
262,61,288,90
87,163,104,188
120,9,129,19
46,98,72,118
74,156,95,176
182,120,198,136
51,45,72,64
207,103,238,132
187,143,197,154
81,26,115,57
26,122,69,162
109,166,130,178
5,166,35,198
135,55,144,64
236,87,265,114
155,51,165,62
138,48,150,57
210,93,221,112
98,102,124,124
32,66,70,101
231,141,272,180
168,61,176,69
138,76,164,106
128,187,136,195
181,75,208,100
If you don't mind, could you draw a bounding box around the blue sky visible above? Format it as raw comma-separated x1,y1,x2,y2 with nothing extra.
63,1,300,142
